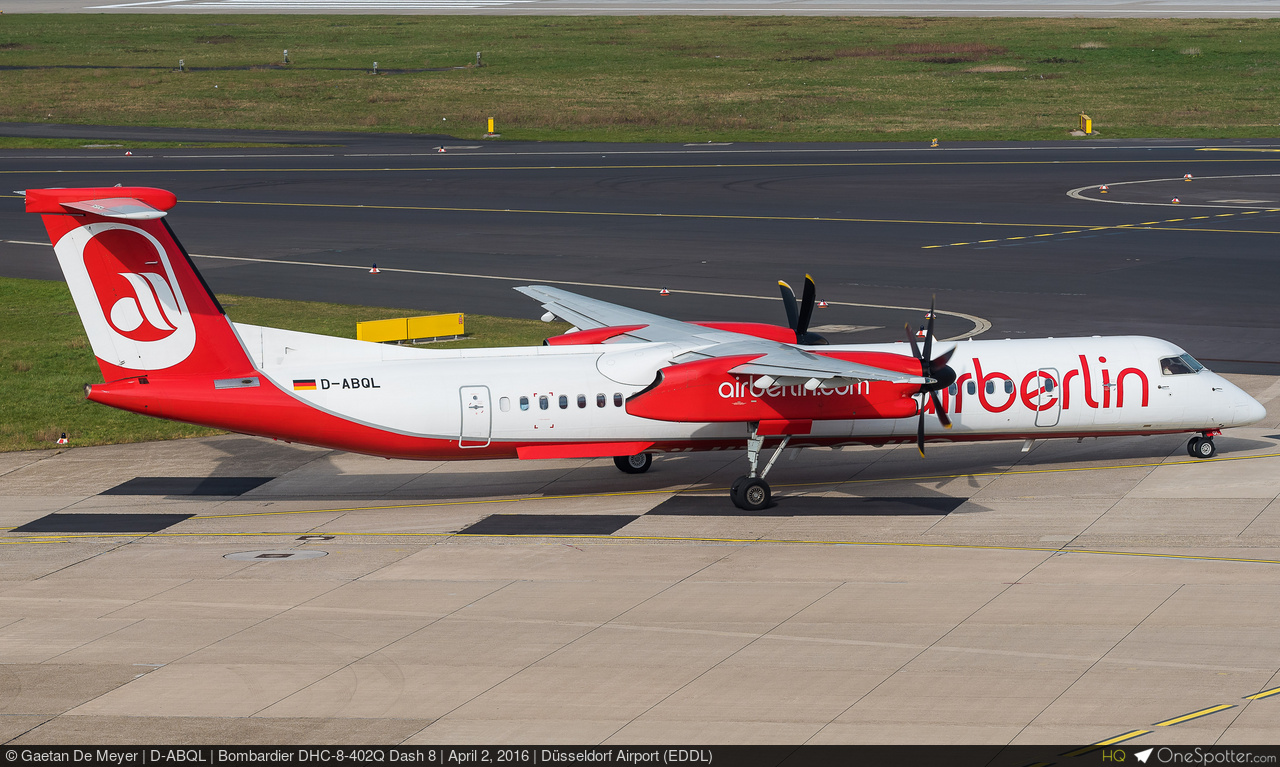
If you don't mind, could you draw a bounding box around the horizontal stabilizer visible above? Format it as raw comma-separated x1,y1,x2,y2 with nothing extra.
24,187,177,217
61,198,167,220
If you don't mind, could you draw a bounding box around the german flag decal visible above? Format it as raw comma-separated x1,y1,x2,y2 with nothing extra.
293,379,317,391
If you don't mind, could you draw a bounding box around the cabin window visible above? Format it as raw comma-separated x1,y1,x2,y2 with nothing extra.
499,397,511,412
1004,380,1014,394
614,393,624,407
948,384,957,396
985,380,995,395
967,381,976,396
577,394,587,409
539,395,549,410
1161,354,1204,375
559,395,569,409
519,396,529,411
597,393,606,408
1043,378,1055,393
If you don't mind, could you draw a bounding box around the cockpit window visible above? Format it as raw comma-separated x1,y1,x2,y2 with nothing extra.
1160,355,1202,376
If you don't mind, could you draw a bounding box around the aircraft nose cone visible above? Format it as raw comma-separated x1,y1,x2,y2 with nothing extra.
1233,394,1267,427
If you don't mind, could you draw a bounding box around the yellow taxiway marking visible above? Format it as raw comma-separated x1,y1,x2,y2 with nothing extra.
1154,703,1235,727
7,530,1280,567
924,207,1280,248
1061,730,1150,757
1244,687,1280,701
6,156,1280,177
1197,147,1280,152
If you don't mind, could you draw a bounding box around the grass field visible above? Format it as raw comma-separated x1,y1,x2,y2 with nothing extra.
0,276,568,453
1,15,1277,142
0,138,320,149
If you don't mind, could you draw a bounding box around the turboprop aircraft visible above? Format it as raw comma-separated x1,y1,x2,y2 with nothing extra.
25,187,1266,510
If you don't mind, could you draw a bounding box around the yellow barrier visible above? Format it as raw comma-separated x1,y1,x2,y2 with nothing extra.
357,313,465,344
1079,113,1093,134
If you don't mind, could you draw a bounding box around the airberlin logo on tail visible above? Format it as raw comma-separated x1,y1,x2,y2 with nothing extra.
55,222,197,370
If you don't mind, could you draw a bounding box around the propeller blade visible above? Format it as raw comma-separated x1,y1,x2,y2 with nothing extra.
796,274,817,338
904,323,922,361
929,389,952,429
916,405,927,457
932,346,955,368
778,281,799,331
921,296,936,368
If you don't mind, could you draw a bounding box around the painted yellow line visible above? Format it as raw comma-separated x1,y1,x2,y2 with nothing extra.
949,242,971,246
978,239,999,243
1217,213,1235,217
5,529,1280,567
1197,148,1280,152
191,198,1107,231
1154,703,1235,727
1138,221,1161,225
1007,236,1027,240
1166,218,1185,222
1243,211,1260,214
922,245,944,249
5,157,1280,177
1191,216,1212,219
1059,230,1081,234
1244,687,1280,701
1061,730,1149,757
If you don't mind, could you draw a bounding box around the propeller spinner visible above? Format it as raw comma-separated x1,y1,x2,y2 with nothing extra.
904,297,957,456
778,275,828,346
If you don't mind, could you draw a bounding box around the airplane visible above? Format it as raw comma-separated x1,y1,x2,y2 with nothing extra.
23,186,1267,510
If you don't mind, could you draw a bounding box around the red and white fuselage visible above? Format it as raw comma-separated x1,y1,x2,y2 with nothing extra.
28,186,1265,469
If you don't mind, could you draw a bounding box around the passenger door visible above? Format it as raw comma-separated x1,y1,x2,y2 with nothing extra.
459,385,492,448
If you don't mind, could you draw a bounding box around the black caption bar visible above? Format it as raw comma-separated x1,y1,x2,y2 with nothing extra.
6,746,1280,767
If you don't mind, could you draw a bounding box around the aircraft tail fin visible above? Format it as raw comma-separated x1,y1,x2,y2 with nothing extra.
25,187,254,382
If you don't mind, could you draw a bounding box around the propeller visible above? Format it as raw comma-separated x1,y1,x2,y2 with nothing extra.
904,296,957,456
778,275,829,345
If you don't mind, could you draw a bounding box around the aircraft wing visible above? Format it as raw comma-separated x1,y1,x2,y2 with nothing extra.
516,285,930,387
515,285,738,344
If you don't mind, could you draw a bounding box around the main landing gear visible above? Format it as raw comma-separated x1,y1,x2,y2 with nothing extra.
614,453,652,474
1187,432,1219,459
731,424,791,511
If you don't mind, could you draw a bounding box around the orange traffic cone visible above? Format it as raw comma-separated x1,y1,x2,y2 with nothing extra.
369,264,381,274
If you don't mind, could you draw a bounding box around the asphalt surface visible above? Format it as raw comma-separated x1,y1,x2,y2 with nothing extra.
2,127,1279,369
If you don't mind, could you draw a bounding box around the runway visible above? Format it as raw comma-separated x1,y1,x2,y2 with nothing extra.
2,131,1280,367
1,373,1278,746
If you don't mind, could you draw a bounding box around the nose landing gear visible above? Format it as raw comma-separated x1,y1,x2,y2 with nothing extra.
614,453,653,474
731,424,790,511
1187,431,1220,459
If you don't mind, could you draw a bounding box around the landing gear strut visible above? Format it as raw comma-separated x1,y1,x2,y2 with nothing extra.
614,453,652,474
1187,435,1217,459
731,424,790,511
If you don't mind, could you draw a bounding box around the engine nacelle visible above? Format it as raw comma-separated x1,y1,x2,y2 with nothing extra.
626,353,923,423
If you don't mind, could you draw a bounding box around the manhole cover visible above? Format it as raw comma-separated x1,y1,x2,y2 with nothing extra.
224,550,327,561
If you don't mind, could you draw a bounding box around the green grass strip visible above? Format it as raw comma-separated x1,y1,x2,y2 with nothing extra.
0,15,1277,142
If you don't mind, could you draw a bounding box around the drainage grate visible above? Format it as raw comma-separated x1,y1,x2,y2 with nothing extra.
13,513,195,533
458,514,639,536
101,476,274,496
648,495,967,517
